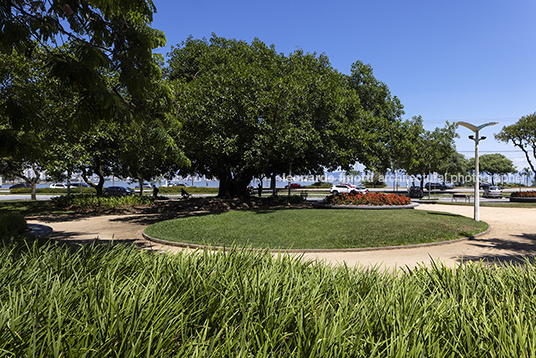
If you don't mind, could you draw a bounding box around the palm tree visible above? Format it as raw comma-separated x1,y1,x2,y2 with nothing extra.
520,168,532,187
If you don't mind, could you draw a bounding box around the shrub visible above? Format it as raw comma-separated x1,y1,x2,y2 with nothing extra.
10,187,96,194
0,212,27,237
157,186,219,194
329,192,411,206
306,181,332,188
271,194,304,204
511,191,536,198
53,194,154,210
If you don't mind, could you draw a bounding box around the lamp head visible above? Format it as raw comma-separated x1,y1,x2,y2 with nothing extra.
481,136,486,140
468,135,474,140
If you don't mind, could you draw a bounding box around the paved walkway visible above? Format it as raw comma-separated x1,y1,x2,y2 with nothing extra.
28,204,536,269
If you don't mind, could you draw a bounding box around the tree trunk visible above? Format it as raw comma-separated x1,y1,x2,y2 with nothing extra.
139,177,144,196
270,173,277,196
66,174,71,196
29,163,38,200
217,167,254,198
82,155,105,195
218,168,232,197
30,182,37,200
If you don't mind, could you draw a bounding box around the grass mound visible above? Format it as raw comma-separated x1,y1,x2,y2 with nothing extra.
1,239,535,357
144,209,487,250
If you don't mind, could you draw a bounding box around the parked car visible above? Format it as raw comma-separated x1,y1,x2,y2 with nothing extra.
103,186,134,196
330,184,359,195
284,183,302,189
49,183,68,189
166,182,188,187
354,186,368,194
479,182,491,190
71,182,90,187
424,182,446,191
483,186,503,198
9,183,30,189
408,186,424,198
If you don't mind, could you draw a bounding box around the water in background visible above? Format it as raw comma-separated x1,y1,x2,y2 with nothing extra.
5,170,527,190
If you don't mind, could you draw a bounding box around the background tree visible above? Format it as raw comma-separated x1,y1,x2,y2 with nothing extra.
0,49,60,199
471,153,516,185
439,152,472,184
115,118,187,195
520,167,532,186
401,118,459,189
495,113,536,184
0,131,45,200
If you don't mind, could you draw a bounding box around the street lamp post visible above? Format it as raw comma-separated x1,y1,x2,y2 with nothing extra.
456,121,498,221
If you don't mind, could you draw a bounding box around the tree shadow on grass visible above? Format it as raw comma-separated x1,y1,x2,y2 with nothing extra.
426,211,466,218
456,233,536,266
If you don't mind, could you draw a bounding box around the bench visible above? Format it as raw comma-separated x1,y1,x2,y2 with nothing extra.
452,193,469,202
300,191,308,199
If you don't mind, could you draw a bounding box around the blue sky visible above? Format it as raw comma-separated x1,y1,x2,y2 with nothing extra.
151,0,536,173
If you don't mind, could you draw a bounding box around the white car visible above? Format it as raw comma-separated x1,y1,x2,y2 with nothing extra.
49,183,68,189
483,186,503,198
330,184,367,195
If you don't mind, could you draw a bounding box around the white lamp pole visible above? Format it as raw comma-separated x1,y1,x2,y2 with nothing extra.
456,121,498,221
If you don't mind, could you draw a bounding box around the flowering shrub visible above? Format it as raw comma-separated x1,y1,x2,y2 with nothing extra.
328,192,411,206
511,191,536,198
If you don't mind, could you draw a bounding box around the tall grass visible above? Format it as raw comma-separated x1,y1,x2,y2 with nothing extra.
1,237,536,357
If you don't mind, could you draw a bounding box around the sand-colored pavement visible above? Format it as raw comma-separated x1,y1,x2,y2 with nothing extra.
28,203,536,269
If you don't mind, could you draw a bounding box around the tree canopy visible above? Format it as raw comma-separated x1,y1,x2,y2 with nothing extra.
471,153,516,185
392,116,458,187
495,113,536,183
1,0,171,128
166,35,410,196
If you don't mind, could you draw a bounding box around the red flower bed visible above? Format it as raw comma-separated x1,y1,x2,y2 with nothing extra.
511,191,536,198
329,192,411,206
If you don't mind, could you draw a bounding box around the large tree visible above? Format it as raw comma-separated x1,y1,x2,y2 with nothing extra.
167,35,408,197
495,113,536,183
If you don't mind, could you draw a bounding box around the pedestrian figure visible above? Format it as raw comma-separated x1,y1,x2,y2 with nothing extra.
257,183,262,197
181,188,191,198
153,184,159,197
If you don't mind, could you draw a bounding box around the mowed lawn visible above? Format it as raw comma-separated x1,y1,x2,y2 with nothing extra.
144,208,488,250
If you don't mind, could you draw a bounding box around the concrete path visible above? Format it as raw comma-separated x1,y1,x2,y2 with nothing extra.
27,204,536,270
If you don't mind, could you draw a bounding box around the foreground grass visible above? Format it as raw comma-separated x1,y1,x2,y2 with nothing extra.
144,209,487,249
1,238,536,357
